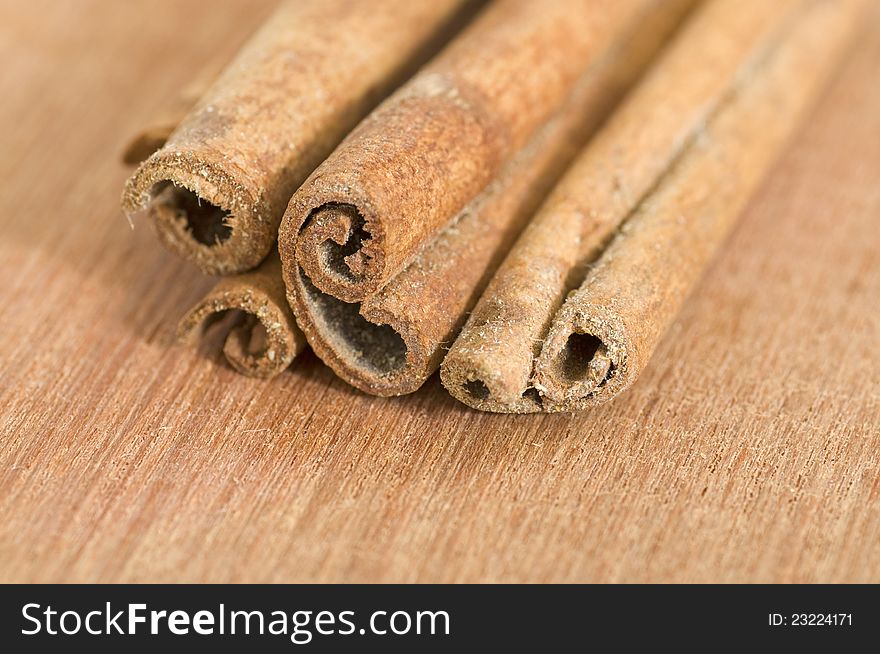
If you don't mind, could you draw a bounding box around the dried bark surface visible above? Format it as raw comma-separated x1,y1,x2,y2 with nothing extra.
3,0,879,584
281,0,652,302
283,0,696,396
122,0,480,274
443,0,868,412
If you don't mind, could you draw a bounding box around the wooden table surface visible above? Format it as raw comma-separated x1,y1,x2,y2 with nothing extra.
1,0,878,583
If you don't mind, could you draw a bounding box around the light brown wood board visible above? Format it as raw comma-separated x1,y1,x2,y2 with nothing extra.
0,0,877,583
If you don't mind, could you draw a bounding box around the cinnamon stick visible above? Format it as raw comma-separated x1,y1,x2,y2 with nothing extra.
122,0,480,275
177,251,305,378
125,71,305,379
284,0,697,395
280,0,660,304
443,0,867,411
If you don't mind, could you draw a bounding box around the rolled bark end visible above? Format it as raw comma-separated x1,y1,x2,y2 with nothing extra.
440,350,544,414
223,313,271,367
533,306,632,411
218,312,276,377
177,251,305,378
291,268,434,396
295,203,385,302
178,288,300,379
122,151,272,275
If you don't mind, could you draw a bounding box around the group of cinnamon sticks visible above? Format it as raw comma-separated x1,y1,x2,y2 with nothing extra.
123,0,867,413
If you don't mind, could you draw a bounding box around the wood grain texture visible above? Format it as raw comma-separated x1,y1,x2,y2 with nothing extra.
0,0,878,583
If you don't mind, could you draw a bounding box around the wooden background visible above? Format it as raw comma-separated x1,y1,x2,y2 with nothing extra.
1,0,878,583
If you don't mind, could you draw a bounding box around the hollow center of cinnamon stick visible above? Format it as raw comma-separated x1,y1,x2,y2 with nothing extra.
150,182,232,246
308,203,374,283
207,310,268,359
463,379,490,401
300,271,407,376
554,333,606,384
245,320,269,356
